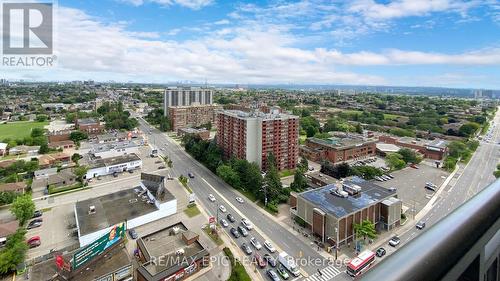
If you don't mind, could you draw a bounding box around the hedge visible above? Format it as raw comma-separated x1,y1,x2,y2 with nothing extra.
223,247,251,281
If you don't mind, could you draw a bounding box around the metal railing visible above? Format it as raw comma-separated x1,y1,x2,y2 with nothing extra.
362,179,500,281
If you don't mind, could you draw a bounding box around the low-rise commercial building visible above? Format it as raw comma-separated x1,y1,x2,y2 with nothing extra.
136,222,209,281
378,135,448,160
75,173,177,247
290,177,400,247
39,152,71,168
301,135,376,164
85,153,142,179
76,118,105,135
168,104,222,131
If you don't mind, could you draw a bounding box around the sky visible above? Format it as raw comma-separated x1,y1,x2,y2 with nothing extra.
1,0,500,89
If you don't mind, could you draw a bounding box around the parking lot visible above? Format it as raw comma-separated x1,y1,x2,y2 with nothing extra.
26,204,78,259
375,162,449,214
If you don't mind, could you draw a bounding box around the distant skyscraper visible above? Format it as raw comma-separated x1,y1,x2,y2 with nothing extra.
163,87,213,116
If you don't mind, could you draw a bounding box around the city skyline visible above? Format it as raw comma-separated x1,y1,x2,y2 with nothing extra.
1,0,500,89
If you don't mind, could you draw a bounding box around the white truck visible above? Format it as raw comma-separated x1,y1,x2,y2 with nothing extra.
278,252,300,277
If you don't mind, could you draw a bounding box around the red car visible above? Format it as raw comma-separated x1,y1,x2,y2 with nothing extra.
27,236,41,248
254,253,266,268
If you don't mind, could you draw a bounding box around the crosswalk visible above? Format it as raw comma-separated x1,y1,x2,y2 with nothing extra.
302,265,343,281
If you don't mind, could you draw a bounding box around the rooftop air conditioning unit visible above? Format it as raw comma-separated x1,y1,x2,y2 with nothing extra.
88,205,96,214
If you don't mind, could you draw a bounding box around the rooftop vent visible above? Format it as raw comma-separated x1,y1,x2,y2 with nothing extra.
343,183,361,195
88,205,96,215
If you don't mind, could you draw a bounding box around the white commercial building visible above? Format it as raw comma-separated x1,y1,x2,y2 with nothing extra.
85,153,142,179
74,173,177,247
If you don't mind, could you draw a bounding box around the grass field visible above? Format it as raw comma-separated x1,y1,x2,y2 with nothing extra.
0,121,48,140
383,113,402,120
184,204,201,217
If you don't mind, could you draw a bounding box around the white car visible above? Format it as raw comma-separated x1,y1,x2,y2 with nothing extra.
264,240,276,253
219,205,227,213
235,197,244,203
241,218,253,230
220,219,229,228
250,237,262,250
208,194,216,202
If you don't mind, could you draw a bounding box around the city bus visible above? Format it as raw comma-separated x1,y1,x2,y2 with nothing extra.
346,250,376,278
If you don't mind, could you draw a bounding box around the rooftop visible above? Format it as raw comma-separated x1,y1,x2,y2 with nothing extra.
75,187,159,236
90,141,138,154
77,118,99,125
139,222,207,277
376,143,401,153
427,139,448,149
221,109,298,121
308,136,376,150
0,182,26,192
178,127,209,134
299,177,396,218
88,153,141,169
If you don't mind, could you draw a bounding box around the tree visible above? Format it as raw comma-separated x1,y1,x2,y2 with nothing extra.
217,165,241,188
298,157,309,172
71,153,82,164
385,153,406,170
38,143,49,154
30,127,44,138
458,122,480,137
355,123,363,134
350,166,383,180
300,116,320,137
398,148,419,164
70,131,88,142
354,219,377,242
10,194,35,225
290,168,307,192
74,166,88,183
320,161,350,179
0,229,28,274
263,153,283,204
35,114,48,122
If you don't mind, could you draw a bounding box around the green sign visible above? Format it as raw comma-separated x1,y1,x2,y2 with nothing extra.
72,222,126,270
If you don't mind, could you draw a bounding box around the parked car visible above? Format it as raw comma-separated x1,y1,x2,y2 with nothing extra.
389,236,400,247
376,247,386,257
27,236,41,248
416,221,426,230
263,254,277,267
425,185,436,192
241,218,253,230
230,227,240,238
208,194,216,202
250,237,262,250
238,226,248,237
387,187,397,192
220,219,229,228
254,253,266,268
188,173,195,178
264,240,276,253
157,166,166,169
277,266,290,279
32,210,42,218
267,269,280,281
241,243,253,255
128,229,138,239
219,205,227,213
27,220,42,230
227,214,236,223
235,197,244,203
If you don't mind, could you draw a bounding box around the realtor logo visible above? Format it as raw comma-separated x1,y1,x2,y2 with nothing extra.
2,2,53,55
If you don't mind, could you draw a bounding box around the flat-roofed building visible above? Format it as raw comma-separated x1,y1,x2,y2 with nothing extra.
167,104,222,131
290,177,400,246
301,135,376,164
85,153,142,179
75,173,177,246
216,109,299,170
378,135,448,160
136,222,209,281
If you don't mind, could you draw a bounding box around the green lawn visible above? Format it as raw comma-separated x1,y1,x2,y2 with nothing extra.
383,113,402,120
184,204,201,217
279,169,295,178
0,121,48,140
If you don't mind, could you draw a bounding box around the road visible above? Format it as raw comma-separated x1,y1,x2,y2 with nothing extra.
138,118,343,281
375,107,500,264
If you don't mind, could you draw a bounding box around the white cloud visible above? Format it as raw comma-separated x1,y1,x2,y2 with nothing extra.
119,0,212,10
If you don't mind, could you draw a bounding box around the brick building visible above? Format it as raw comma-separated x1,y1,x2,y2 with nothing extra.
378,135,448,160
48,129,72,143
216,109,299,171
167,104,222,131
290,178,401,247
75,118,105,135
300,135,377,164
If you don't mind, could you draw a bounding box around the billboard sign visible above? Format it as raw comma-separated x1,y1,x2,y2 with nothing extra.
208,216,215,224
72,222,126,270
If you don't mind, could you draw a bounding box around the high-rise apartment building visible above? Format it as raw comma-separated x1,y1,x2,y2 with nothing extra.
216,109,299,171
168,104,222,131
163,87,213,116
